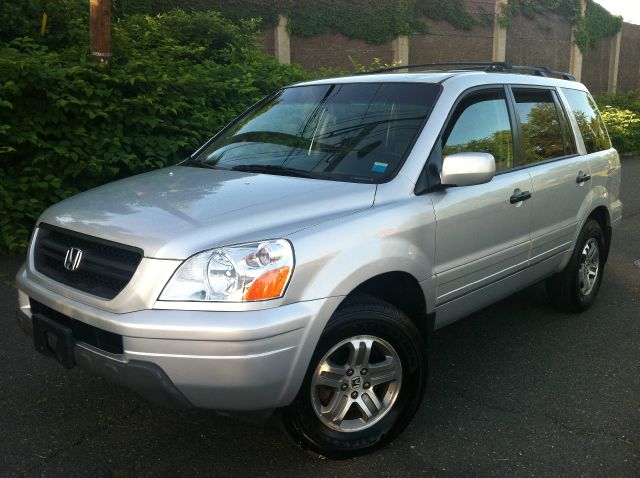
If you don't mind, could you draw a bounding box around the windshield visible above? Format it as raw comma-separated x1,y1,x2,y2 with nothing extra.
188,82,441,183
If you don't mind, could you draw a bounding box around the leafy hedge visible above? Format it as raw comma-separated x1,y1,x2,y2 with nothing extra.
0,0,88,47
595,93,640,155
0,5,308,252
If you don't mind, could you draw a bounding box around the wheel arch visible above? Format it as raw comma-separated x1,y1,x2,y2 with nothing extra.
340,271,433,341
586,205,612,261
280,268,433,408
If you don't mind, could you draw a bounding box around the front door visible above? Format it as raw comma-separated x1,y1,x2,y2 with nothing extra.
431,87,533,307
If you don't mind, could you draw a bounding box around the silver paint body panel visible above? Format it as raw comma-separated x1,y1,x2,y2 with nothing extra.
16,71,622,410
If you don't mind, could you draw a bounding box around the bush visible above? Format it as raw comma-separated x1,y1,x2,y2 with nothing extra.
0,0,89,48
599,106,640,154
0,7,309,252
595,92,640,155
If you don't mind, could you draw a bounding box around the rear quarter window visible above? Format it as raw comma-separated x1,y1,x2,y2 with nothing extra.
562,88,612,154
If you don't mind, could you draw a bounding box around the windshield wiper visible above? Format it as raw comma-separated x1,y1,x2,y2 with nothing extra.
231,164,319,179
180,157,219,169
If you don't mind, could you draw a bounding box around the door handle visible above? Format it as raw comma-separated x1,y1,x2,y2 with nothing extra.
510,190,531,204
576,172,592,184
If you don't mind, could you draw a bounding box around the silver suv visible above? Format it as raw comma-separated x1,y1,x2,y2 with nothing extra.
16,63,622,457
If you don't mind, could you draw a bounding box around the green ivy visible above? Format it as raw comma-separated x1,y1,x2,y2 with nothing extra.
499,0,621,52
580,0,623,50
113,0,484,45
113,0,622,50
113,0,281,25
416,0,491,30
499,0,582,26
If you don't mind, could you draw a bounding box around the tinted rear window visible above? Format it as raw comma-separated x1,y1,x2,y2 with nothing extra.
562,88,611,154
513,88,575,165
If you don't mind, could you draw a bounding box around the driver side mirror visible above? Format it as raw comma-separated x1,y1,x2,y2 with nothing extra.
441,152,496,187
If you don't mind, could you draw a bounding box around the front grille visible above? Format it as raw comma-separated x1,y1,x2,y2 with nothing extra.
30,299,124,354
33,224,143,300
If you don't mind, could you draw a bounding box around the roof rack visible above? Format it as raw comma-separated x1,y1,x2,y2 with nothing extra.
358,61,577,81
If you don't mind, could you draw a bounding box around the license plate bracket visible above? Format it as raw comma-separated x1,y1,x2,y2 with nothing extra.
32,313,76,369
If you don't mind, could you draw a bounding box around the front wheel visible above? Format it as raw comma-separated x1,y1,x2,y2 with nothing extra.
546,219,606,312
281,296,427,458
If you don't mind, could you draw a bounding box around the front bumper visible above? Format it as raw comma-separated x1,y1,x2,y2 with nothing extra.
16,265,342,411
18,309,191,408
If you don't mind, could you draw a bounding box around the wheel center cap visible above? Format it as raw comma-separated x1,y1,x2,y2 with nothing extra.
350,376,361,388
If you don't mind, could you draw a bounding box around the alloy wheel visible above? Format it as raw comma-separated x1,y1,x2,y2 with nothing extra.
310,335,402,433
578,237,600,296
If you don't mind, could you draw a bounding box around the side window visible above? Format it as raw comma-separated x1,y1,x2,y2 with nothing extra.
561,88,612,153
442,89,514,170
512,89,570,165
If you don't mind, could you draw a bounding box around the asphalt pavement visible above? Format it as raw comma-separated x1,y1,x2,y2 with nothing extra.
1,158,639,477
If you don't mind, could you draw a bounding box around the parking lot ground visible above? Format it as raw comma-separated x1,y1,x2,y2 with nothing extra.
1,158,639,477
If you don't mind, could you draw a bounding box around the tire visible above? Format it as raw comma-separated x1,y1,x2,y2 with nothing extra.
546,219,606,312
281,295,427,458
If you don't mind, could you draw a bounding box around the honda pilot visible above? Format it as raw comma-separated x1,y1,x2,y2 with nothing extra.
15,63,622,457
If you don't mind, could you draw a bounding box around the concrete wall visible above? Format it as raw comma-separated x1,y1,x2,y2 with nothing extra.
505,13,573,72
582,36,613,95
260,28,276,58
258,4,640,95
290,33,394,71
410,0,495,64
618,22,640,93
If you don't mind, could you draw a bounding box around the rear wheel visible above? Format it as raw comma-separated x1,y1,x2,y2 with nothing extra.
546,219,606,312
281,296,427,458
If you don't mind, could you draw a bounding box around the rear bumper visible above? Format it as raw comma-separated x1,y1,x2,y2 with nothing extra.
16,265,342,411
611,199,623,228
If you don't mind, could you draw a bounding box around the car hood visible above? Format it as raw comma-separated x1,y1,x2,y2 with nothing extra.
38,166,376,259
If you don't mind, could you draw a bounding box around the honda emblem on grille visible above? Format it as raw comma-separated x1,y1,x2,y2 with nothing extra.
63,247,83,272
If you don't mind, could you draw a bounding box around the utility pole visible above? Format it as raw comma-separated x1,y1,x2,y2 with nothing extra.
90,0,111,70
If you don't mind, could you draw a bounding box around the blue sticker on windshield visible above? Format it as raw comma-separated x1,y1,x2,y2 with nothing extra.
372,162,388,173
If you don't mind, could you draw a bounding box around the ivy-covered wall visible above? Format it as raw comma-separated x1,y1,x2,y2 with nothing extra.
581,0,623,50
290,33,395,72
410,0,495,65
113,0,622,54
499,0,622,53
505,8,574,72
115,0,631,95
114,0,483,45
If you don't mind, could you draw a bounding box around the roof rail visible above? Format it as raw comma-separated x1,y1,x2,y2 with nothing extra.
358,61,577,81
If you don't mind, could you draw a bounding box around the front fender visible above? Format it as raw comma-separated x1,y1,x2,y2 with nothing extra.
278,198,436,404
285,198,436,305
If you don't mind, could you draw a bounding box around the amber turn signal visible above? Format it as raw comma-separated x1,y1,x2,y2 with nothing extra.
243,266,291,301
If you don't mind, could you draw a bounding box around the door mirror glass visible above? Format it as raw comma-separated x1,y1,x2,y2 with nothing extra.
441,152,496,187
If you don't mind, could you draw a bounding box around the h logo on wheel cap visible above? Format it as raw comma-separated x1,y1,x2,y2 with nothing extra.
351,376,361,388
63,247,83,272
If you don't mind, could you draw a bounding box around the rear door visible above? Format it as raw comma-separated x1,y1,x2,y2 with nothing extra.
432,87,533,305
509,87,591,268
560,87,618,222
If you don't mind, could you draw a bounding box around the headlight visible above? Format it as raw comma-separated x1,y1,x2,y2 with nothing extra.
159,239,294,302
